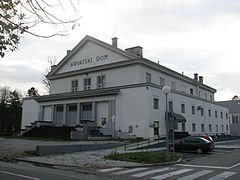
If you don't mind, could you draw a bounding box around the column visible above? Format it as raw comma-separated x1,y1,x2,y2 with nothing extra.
63,104,67,126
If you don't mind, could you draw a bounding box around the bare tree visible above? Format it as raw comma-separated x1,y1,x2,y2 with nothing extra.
0,0,80,57
42,55,57,93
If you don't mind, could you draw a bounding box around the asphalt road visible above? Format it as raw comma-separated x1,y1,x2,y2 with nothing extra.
0,161,111,180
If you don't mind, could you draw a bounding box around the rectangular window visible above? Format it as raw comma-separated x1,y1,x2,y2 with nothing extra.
221,112,223,119
171,81,176,90
153,98,159,109
209,124,212,132
146,73,151,83
204,93,207,100
160,77,165,86
97,75,106,89
182,123,186,132
181,104,185,113
226,113,228,119
201,108,204,116
222,125,224,132
226,124,229,131
190,88,194,95
71,80,78,92
199,91,201,97
128,126,133,133
216,125,218,132
208,109,211,117
192,106,195,115
68,104,77,112
210,95,213,101
154,121,159,135
215,110,218,118
181,85,186,93
201,124,205,132
168,101,173,111
192,123,196,132
83,78,91,90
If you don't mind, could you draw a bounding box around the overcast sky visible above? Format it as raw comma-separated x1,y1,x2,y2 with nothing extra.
0,0,239,101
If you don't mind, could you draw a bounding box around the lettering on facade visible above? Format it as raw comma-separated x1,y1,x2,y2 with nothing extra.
70,54,108,67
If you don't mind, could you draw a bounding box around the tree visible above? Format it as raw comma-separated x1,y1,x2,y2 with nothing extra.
0,86,22,132
27,87,39,97
42,55,56,93
0,0,80,57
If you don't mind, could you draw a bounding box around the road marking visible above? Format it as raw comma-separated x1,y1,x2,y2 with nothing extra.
112,167,148,175
99,167,123,172
151,168,193,180
176,164,229,169
208,171,237,180
131,167,173,178
178,170,213,180
0,171,41,180
229,162,240,169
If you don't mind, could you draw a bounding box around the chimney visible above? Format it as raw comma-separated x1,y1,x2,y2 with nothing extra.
67,50,71,55
199,76,203,83
125,46,143,57
194,73,198,81
112,37,118,48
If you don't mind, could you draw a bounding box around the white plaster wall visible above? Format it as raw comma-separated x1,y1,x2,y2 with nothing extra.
116,87,150,138
57,41,129,74
140,66,215,102
50,65,141,94
21,99,39,129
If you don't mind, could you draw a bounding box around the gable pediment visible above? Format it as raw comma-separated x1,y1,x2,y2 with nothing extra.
49,35,137,77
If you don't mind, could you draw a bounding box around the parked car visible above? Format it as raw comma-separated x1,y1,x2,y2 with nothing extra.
174,136,214,154
190,135,215,147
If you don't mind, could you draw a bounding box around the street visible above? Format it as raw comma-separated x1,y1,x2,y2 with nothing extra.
0,161,110,180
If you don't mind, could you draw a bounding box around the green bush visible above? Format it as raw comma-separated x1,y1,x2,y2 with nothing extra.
104,152,180,164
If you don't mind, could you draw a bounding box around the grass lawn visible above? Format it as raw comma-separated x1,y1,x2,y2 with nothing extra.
104,151,180,164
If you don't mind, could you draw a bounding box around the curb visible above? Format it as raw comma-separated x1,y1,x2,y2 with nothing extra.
14,154,182,169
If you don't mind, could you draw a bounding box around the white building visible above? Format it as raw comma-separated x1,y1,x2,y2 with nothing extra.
21,35,230,139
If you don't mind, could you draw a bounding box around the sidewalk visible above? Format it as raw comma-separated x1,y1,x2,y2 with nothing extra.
16,139,240,169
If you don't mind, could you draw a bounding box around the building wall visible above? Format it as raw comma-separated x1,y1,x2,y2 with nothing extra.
50,65,141,94
21,98,39,129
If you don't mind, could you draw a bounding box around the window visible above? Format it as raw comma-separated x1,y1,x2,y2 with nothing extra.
192,106,195,115
168,101,173,111
71,80,78,92
201,108,204,116
190,88,194,95
97,75,105,89
153,98,159,109
221,112,223,119
160,77,165,86
226,124,229,131
192,123,196,132
222,125,224,132
226,113,228,119
181,104,185,113
181,85,186,93
199,91,201,97
83,78,91,90
68,104,77,112
204,93,207,100
146,73,151,83
201,124,205,132
210,95,213,101
182,123,186,132
208,109,211,117
128,126,133,133
56,105,63,112
171,81,176,90
209,124,212,132
215,110,218,118
154,121,159,135
216,125,218,132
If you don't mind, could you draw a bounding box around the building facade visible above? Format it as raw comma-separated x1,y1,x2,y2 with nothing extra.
21,35,230,139
216,99,240,136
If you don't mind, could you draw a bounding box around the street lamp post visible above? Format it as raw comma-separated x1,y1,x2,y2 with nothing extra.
162,86,171,161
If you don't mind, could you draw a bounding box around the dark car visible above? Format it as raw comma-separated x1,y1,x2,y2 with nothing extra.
174,136,214,154
190,135,215,147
